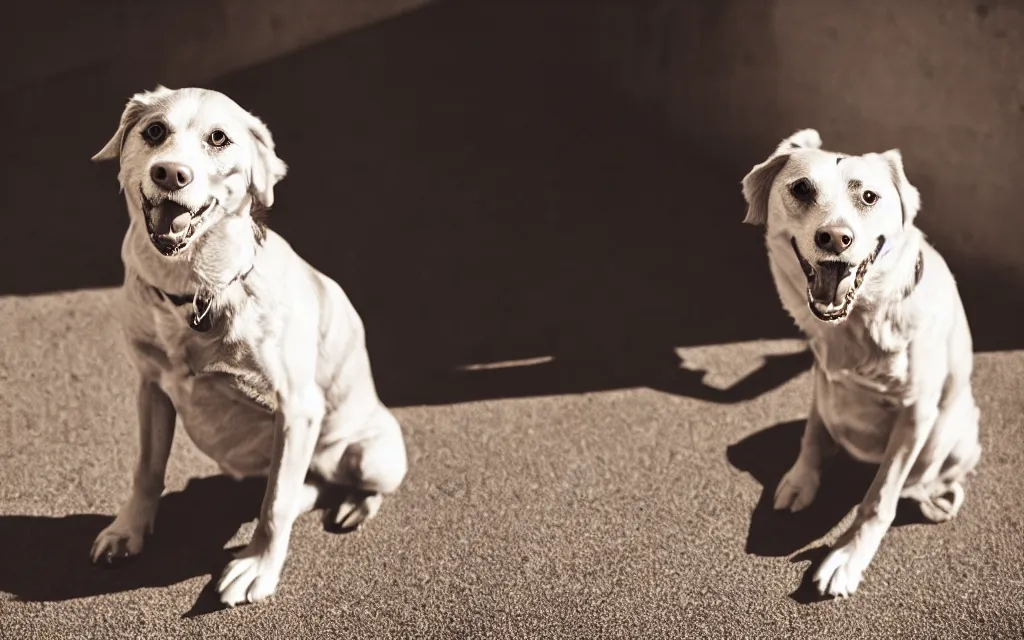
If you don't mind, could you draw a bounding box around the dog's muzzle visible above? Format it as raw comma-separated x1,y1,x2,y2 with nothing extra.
791,235,885,324
140,186,214,257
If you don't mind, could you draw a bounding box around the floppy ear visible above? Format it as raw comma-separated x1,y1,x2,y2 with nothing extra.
245,113,288,208
740,128,821,226
91,85,175,163
881,149,921,226
774,128,822,155
741,153,790,226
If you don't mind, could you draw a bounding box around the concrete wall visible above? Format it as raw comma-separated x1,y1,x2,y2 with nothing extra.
571,0,1024,283
6,0,1017,287
1,0,429,97
1,0,1018,359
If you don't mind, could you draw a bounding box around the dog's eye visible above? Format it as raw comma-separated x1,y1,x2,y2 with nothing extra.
208,129,231,147
142,122,167,144
789,178,815,202
862,190,879,205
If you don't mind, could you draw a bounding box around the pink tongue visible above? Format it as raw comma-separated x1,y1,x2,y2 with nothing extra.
170,212,191,234
810,262,852,305
147,201,191,235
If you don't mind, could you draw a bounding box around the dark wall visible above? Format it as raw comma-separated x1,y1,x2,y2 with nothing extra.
1,1,1018,408
571,0,1024,289
0,0,428,95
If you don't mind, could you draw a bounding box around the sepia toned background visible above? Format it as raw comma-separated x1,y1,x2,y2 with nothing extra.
1,1,1022,637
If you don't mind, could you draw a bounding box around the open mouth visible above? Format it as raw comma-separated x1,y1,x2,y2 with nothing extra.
791,235,885,323
140,186,214,256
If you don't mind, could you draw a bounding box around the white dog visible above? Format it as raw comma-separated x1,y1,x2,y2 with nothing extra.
741,129,981,597
90,86,407,607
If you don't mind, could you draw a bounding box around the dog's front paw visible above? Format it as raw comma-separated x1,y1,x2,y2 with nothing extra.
813,533,877,598
92,522,145,561
774,462,820,512
91,521,146,564
217,545,284,607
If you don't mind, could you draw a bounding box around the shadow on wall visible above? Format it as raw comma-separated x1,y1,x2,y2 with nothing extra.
0,1,1017,408
573,0,1024,356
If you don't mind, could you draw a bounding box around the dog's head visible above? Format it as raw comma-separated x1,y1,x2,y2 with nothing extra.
93,86,287,257
741,129,921,324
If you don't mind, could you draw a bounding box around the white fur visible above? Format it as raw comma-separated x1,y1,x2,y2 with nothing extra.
90,87,407,607
742,129,981,598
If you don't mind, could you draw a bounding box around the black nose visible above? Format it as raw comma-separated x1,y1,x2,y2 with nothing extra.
815,226,855,255
150,162,194,191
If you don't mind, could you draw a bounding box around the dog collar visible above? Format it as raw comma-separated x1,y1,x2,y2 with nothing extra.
153,290,214,332
151,264,254,332
876,238,924,295
910,250,924,291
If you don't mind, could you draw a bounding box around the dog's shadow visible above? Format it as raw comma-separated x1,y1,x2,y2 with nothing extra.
726,420,930,603
0,475,273,617
409,347,814,408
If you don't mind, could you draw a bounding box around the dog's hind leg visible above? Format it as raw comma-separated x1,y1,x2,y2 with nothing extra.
315,406,408,531
905,438,981,523
331,491,385,531
902,397,981,523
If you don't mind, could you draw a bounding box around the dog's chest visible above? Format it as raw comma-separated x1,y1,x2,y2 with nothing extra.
132,301,278,477
809,332,912,462
808,332,911,397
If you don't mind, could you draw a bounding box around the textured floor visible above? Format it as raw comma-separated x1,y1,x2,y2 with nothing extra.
2,2,1023,638
1,290,1023,638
